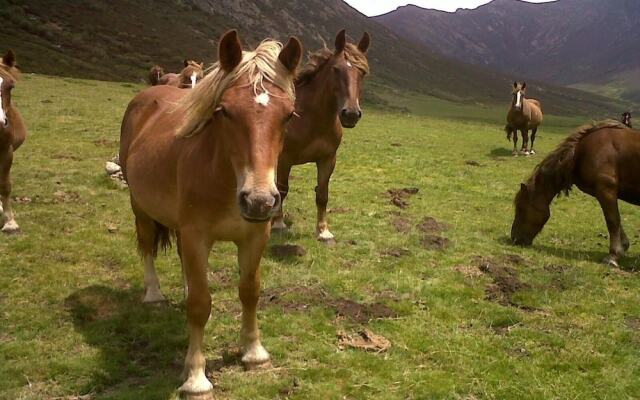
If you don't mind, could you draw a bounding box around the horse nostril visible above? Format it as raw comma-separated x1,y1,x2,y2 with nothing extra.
357,110,362,119
239,191,251,210
272,192,281,210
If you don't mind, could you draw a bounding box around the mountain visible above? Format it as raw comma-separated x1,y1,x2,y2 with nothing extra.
0,0,626,114
375,0,640,103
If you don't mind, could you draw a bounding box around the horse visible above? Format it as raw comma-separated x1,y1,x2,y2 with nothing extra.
271,29,371,243
511,120,640,267
505,82,543,156
119,30,301,397
0,50,27,234
147,65,165,86
622,111,632,128
156,60,204,89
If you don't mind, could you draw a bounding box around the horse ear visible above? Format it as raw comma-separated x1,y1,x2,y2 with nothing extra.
513,81,518,89
522,82,527,90
218,30,243,73
335,29,346,53
3,49,16,68
278,37,302,74
357,32,371,54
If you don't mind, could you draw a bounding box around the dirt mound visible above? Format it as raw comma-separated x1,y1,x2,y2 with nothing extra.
333,299,398,323
416,217,449,234
380,247,411,258
269,244,307,259
391,217,412,233
421,235,450,250
475,256,530,308
386,187,419,209
337,329,391,353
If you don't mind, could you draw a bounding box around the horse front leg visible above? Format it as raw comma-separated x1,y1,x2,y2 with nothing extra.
596,186,625,267
315,155,337,243
179,228,214,398
512,130,519,156
520,129,530,155
271,160,291,232
236,228,271,369
0,149,19,234
530,127,538,155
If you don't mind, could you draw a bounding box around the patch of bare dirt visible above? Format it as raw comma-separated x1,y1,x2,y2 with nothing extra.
337,329,391,353
270,244,307,259
333,299,398,323
53,190,81,203
476,256,530,308
386,187,419,209
420,235,450,250
380,247,411,258
260,286,398,323
329,207,351,214
625,318,640,331
93,138,118,147
465,160,482,167
209,268,233,288
391,216,412,234
416,217,449,234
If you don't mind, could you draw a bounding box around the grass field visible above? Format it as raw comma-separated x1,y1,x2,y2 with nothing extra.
2,74,640,400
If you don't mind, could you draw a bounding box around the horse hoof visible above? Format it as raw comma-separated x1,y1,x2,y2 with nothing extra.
180,392,214,400
243,359,273,371
530,150,536,155
602,257,619,268
179,375,214,399
142,288,167,304
1,221,20,235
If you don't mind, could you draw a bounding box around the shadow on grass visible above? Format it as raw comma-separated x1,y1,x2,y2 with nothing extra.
533,244,640,271
65,285,185,398
489,147,514,158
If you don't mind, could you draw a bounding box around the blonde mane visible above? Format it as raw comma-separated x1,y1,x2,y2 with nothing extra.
0,63,19,82
175,40,296,138
296,43,369,87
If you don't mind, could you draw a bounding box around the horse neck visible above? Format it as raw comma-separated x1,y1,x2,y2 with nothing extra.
296,72,339,127
530,170,563,206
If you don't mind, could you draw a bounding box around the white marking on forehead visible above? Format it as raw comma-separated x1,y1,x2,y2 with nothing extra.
190,72,197,89
346,61,353,68
0,77,5,126
255,92,270,107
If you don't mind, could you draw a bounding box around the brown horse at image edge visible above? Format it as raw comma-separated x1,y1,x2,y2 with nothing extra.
0,50,27,234
511,120,640,267
120,31,301,397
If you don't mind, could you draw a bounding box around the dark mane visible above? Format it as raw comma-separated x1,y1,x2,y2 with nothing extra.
295,43,369,87
527,120,627,197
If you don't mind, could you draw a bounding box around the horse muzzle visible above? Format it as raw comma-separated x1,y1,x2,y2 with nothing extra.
339,108,362,129
238,190,281,223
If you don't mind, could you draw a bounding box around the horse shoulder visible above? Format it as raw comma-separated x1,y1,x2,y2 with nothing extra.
8,107,27,150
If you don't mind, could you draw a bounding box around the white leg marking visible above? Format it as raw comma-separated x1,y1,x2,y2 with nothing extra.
317,229,335,241
143,256,165,303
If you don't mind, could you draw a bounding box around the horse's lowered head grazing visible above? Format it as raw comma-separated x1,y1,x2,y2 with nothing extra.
511,182,550,246
511,81,527,112
181,59,204,89
176,31,302,222
0,50,18,130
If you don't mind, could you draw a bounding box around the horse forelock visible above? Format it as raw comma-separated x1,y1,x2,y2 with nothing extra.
295,43,369,87
174,40,296,138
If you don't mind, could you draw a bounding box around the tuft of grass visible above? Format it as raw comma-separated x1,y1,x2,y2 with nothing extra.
1,74,640,399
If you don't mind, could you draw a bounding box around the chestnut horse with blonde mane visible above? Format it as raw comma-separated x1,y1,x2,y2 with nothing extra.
119,31,301,397
154,60,204,88
0,50,27,234
272,29,371,243
505,81,543,156
511,120,640,267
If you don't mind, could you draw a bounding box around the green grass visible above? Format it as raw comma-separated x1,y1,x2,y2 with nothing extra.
2,74,640,400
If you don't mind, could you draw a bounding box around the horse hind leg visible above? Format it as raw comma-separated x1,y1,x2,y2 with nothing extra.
595,185,625,267
521,129,530,156
530,127,538,155
133,206,170,303
511,130,519,156
271,161,291,232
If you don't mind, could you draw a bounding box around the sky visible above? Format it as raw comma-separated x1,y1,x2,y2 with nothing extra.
343,0,558,16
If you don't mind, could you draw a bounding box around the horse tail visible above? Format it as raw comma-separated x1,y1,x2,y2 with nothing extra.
531,119,626,196
504,124,513,141
148,65,164,86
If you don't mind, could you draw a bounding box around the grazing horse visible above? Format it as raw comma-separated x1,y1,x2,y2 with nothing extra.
622,111,632,128
511,120,640,267
156,60,204,89
119,31,301,397
272,29,371,243
505,82,543,156
147,65,165,86
0,50,27,234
